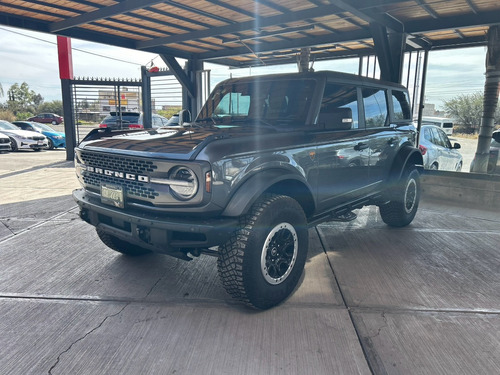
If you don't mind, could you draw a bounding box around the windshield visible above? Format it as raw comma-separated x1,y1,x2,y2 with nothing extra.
196,78,316,128
0,121,19,130
33,122,56,132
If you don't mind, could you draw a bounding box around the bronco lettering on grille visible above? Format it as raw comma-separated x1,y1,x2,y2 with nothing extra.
83,165,149,182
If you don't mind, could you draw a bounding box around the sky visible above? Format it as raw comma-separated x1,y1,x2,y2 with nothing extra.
0,25,489,111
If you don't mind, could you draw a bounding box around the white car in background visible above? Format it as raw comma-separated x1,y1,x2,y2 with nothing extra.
0,120,47,151
0,132,12,153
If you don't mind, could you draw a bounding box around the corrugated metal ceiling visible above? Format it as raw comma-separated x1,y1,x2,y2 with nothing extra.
0,0,498,67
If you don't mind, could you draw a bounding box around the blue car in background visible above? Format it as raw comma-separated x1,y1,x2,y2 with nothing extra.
13,121,66,150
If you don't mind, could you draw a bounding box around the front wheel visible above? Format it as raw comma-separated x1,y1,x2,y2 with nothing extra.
379,167,420,227
217,194,308,309
9,137,18,152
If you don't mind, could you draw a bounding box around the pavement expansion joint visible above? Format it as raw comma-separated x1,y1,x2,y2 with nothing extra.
0,207,78,243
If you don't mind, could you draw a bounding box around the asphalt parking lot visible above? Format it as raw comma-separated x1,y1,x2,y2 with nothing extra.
1,150,499,374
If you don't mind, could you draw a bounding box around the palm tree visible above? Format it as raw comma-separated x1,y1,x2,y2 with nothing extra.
471,25,500,173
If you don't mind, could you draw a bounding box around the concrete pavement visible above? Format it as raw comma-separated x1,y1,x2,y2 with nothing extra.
1,150,499,374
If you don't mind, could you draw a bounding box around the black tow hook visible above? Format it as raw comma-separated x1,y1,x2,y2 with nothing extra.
80,209,90,223
136,226,150,243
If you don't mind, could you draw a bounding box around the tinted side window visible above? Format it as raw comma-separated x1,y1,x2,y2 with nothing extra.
429,127,446,147
319,83,358,130
392,90,411,120
436,128,451,148
363,89,388,128
423,127,432,142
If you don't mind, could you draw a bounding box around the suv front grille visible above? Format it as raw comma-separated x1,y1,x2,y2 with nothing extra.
80,151,158,174
79,150,159,200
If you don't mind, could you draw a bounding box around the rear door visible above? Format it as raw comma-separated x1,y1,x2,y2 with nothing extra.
314,82,370,210
364,88,413,186
432,127,456,170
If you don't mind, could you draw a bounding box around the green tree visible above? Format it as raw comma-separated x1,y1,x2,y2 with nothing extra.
38,100,63,115
6,82,44,115
443,92,500,134
443,92,484,134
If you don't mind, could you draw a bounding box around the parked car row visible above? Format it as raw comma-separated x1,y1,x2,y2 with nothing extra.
13,121,66,149
0,119,65,153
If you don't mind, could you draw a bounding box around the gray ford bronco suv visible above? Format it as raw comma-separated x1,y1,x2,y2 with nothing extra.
73,71,423,309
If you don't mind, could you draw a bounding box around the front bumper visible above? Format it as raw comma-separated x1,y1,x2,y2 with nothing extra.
50,138,66,148
18,140,47,150
73,189,238,255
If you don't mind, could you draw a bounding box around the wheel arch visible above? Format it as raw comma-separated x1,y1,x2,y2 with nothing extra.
221,169,315,218
387,144,423,182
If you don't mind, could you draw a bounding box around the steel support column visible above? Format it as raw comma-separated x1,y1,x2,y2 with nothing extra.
183,58,203,119
141,66,152,129
160,55,203,119
60,79,75,160
57,36,76,161
370,23,406,83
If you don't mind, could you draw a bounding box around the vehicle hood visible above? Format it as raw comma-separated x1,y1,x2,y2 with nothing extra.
0,132,9,140
0,129,46,138
78,125,287,159
79,127,229,159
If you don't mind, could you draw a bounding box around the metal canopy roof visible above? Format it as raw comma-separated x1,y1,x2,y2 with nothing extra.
0,0,499,68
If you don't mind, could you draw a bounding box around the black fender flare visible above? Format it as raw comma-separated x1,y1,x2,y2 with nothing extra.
388,145,424,182
221,169,313,217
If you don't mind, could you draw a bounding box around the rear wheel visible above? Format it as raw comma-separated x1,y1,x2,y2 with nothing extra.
217,194,308,309
379,167,420,227
96,228,151,256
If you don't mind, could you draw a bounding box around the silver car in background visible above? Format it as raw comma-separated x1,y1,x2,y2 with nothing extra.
0,132,12,152
0,120,48,151
419,124,463,171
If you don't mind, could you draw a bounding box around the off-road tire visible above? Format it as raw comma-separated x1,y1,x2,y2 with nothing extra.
96,228,151,256
217,194,308,309
379,167,420,227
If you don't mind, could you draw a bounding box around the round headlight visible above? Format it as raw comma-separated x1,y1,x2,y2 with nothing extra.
168,166,198,200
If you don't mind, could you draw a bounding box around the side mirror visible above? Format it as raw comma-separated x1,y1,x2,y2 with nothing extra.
178,109,192,127
453,143,461,149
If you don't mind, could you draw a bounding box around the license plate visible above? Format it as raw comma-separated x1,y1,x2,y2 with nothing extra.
37,140,44,145
101,184,124,208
